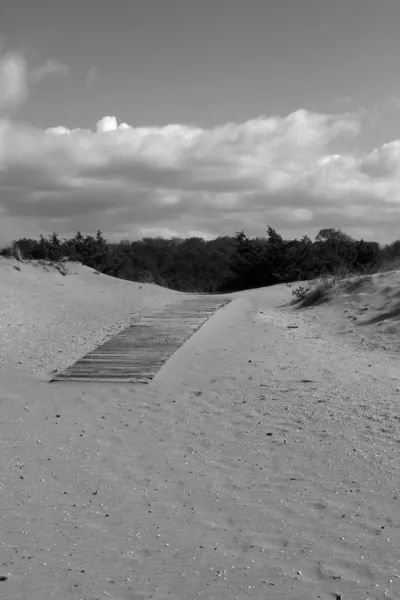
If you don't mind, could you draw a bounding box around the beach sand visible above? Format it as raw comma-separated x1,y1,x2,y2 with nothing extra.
0,258,183,378
1,262,400,599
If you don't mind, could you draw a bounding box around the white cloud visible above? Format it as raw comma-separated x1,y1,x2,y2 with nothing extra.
0,47,69,112
46,126,71,136
360,141,400,178
0,109,400,243
0,51,27,110
30,59,69,83
95,116,132,133
96,116,118,132
86,65,99,86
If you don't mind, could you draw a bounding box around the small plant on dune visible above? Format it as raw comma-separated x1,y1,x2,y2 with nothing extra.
291,284,312,302
298,280,335,307
292,273,336,307
291,272,330,302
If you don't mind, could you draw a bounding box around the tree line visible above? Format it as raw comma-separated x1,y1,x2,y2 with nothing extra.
2,227,398,293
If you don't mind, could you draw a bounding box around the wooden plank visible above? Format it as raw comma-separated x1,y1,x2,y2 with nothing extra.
64,364,167,372
54,376,153,383
51,296,231,383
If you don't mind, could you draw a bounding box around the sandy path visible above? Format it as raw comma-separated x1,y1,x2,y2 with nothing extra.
1,285,400,599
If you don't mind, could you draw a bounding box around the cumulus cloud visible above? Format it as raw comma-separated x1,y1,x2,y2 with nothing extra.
0,47,69,113
360,141,400,178
0,51,27,110
30,59,69,83
96,116,131,133
0,108,400,243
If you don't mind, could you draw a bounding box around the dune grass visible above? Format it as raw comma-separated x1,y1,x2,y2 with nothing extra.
291,271,376,308
291,254,400,309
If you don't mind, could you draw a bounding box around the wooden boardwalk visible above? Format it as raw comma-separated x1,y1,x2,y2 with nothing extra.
50,295,231,383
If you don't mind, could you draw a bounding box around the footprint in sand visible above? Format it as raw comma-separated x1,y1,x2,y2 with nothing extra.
315,559,376,585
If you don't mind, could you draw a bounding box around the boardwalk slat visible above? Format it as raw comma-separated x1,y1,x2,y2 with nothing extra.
51,296,231,383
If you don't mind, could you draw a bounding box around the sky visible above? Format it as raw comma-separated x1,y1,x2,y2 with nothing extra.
1,0,400,244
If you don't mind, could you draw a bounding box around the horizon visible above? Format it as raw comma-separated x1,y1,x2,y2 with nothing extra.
1,0,400,244
6,225,392,248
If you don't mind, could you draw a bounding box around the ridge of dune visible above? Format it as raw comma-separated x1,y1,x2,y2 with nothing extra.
290,268,400,354
0,257,184,378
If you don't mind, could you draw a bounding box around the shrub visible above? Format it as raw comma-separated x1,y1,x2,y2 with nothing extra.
296,280,335,307
1,225,398,294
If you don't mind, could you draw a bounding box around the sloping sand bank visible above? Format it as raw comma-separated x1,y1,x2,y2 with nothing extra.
1,268,400,599
291,268,400,354
0,258,183,378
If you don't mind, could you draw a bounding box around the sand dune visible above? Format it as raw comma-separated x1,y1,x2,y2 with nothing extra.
0,257,183,378
292,269,400,355
1,264,400,599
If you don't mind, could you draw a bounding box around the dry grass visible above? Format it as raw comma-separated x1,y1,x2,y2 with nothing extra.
340,274,373,294
291,278,333,307
291,271,374,308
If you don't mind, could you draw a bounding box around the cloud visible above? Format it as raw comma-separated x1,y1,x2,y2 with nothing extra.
30,59,69,83
86,65,99,86
0,46,69,113
96,116,131,132
359,141,400,178
0,108,400,243
0,51,27,110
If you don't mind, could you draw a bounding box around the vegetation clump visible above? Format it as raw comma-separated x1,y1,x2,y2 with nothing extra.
2,226,397,294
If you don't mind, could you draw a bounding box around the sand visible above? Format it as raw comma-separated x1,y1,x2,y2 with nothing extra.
0,258,183,378
1,264,400,599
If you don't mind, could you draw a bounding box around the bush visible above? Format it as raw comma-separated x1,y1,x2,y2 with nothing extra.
1,225,397,294
296,281,335,307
